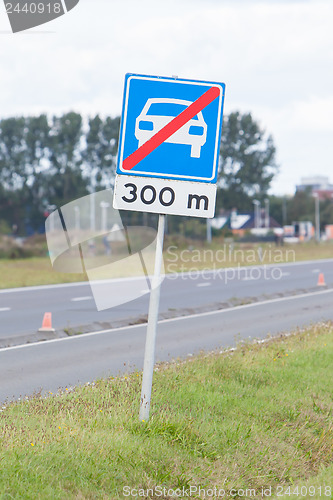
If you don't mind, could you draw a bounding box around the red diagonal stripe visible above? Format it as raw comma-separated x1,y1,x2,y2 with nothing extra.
122,85,220,171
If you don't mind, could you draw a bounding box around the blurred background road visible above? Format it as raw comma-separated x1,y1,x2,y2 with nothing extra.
1,259,332,339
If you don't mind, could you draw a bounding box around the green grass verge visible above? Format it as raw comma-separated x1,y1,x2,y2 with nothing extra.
164,241,333,274
0,241,333,290
0,257,86,289
0,323,332,499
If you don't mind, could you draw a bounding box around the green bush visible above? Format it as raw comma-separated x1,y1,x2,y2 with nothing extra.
0,219,11,235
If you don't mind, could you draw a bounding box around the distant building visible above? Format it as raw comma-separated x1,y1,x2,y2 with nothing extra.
312,189,333,201
230,212,281,237
296,176,333,200
211,209,281,237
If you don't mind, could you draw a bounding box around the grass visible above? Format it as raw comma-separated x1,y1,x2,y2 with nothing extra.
0,257,86,289
0,241,332,290
0,323,332,498
164,240,333,274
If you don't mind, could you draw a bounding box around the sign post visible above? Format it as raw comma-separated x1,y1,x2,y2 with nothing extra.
113,73,226,421
139,213,165,421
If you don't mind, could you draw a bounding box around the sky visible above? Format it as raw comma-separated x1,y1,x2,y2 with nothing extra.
0,0,332,195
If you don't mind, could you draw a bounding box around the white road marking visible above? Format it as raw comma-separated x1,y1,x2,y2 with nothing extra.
197,282,211,287
71,296,93,302
2,287,333,353
242,271,290,281
0,308,10,312
312,269,321,273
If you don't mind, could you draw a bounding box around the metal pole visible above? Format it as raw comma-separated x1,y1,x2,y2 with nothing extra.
90,192,96,232
139,214,165,422
315,195,320,242
253,200,259,229
100,201,110,232
265,199,270,228
282,197,287,226
206,218,212,244
74,206,80,231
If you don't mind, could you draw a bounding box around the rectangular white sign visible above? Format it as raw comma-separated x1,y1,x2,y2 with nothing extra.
113,175,216,218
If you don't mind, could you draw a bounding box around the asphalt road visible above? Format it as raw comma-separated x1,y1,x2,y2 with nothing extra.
0,258,333,339
0,258,332,403
1,287,333,403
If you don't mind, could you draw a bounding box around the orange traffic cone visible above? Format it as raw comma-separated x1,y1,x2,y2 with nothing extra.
317,273,326,286
38,312,55,332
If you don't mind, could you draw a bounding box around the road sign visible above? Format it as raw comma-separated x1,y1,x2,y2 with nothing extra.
113,73,226,421
113,73,225,218
114,175,216,218
116,73,225,183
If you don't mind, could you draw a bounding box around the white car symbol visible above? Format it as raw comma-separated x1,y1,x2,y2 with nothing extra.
135,98,207,158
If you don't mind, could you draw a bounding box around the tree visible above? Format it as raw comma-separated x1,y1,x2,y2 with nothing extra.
83,115,120,191
0,117,28,231
320,199,333,229
267,195,287,227
287,189,315,224
0,117,26,190
217,112,278,211
47,112,88,206
22,115,51,230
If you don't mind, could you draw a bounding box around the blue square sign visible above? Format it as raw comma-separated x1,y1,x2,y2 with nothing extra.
116,74,225,183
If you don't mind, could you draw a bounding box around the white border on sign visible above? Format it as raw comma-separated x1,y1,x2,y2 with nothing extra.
113,174,217,218
118,75,224,183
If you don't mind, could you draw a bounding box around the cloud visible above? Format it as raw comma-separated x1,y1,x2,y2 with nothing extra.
0,0,332,194
286,96,333,132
